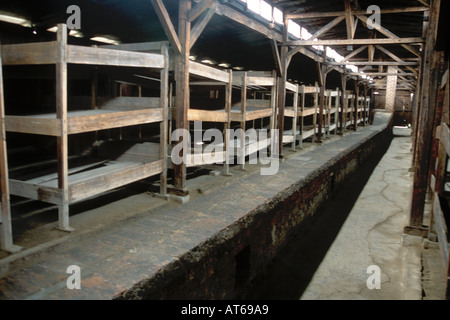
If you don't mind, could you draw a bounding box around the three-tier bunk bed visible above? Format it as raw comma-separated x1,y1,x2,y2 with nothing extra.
0,24,169,251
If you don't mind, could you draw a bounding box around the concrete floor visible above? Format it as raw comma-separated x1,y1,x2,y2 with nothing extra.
246,126,447,300
1,124,447,300
301,127,422,299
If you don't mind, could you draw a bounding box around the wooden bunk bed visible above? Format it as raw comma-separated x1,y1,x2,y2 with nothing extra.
282,81,299,151
340,90,355,130
229,71,276,170
324,89,340,136
357,96,370,126
0,24,169,250
297,84,319,148
184,61,233,172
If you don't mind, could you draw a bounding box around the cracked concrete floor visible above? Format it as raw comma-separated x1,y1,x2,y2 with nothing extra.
246,126,441,300
300,127,422,299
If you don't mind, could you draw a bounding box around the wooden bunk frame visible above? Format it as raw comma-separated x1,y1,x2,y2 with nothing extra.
297,84,319,148
0,24,169,251
324,88,340,136
184,61,233,172
341,90,355,130
282,80,299,151
230,71,276,170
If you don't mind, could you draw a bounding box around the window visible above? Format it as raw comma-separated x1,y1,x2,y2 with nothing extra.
273,7,283,24
260,1,272,21
247,0,260,14
287,20,301,39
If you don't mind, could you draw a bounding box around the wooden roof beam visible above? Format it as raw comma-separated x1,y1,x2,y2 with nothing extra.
285,38,424,46
355,14,421,57
286,6,429,19
150,0,182,54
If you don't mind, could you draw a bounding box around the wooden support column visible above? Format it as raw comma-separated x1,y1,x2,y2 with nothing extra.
0,46,22,253
408,51,445,232
363,85,368,126
317,50,328,143
326,89,331,137
411,8,429,164
341,73,348,133
335,87,340,134
407,0,442,232
240,73,247,170
223,70,232,175
173,0,191,195
312,82,318,142
353,80,359,131
292,85,298,150
159,43,169,196
56,24,73,232
277,15,289,156
299,85,305,148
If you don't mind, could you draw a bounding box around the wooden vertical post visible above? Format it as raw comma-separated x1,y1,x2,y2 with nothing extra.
223,70,232,175
56,24,73,232
173,0,191,195
317,51,327,143
326,89,331,137
299,85,305,148
407,0,442,231
312,82,318,142
270,70,277,137
363,85,368,126
292,85,298,150
341,73,347,133
409,51,445,230
240,73,247,170
159,43,169,196
0,45,22,253
277,14,289,156
335,87,340,134
354,80,359,131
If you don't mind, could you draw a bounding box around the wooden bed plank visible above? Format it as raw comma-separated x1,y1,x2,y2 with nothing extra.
284,108,297,117
26,160,109,185
190,61,230,83
1,42,58,65
186,150,226,167
5,116,61,136
99,97,161,110
299,108,316,117
246,76,275,87
67,45,165,68
67,108,163,133
69,159,164,203
188,109,228,122
9,179,63,205
285,81,298,92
